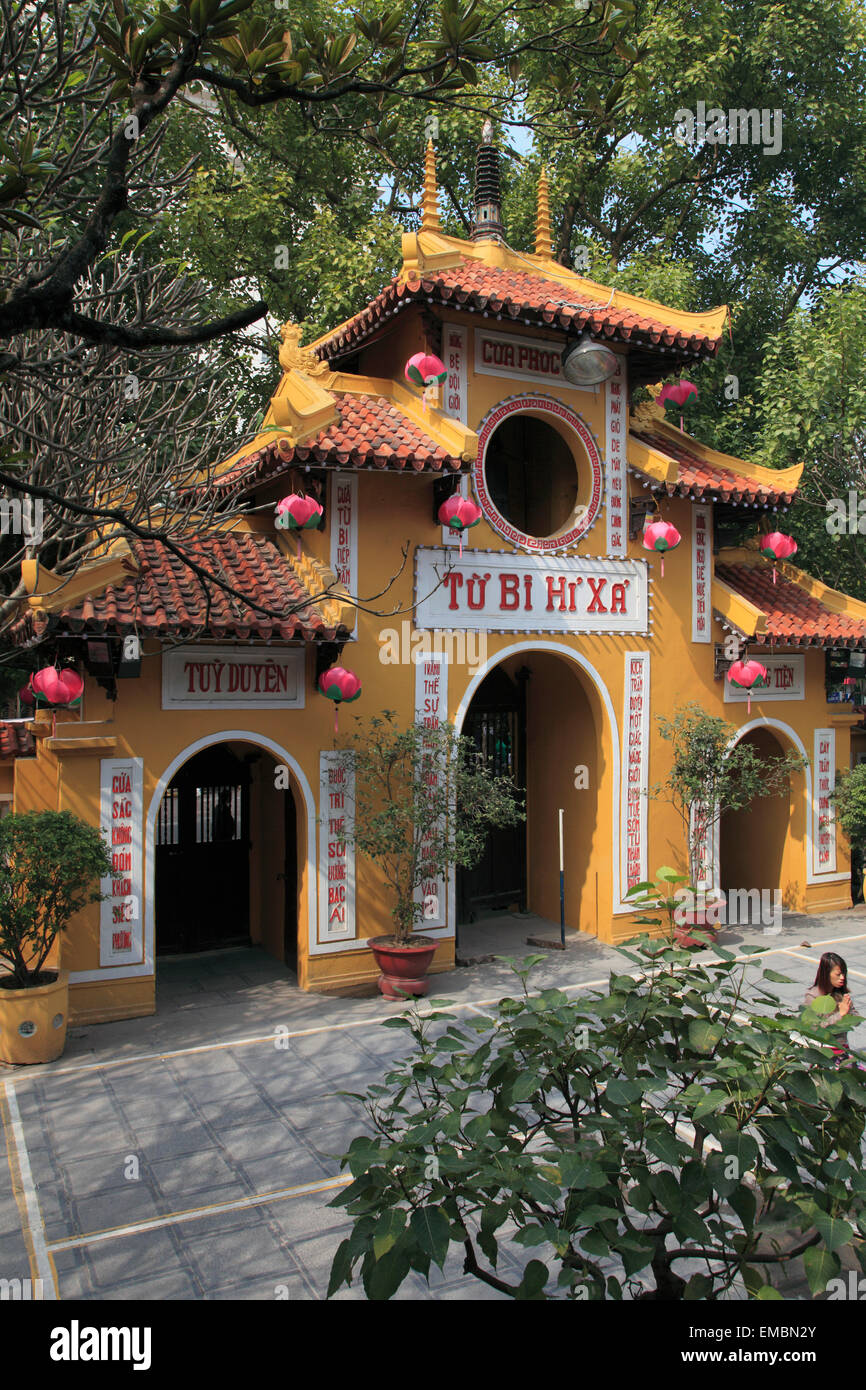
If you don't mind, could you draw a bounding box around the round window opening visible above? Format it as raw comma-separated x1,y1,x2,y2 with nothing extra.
18,1020,36,1038
52,1013,64,1030
485,415,579,539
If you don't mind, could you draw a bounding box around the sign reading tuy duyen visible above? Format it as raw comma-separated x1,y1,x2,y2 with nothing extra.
415,550,649,634
162,645,305,710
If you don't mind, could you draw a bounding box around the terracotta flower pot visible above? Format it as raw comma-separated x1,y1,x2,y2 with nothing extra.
674,904,724,949
369,937,438,999
0,969,69,1065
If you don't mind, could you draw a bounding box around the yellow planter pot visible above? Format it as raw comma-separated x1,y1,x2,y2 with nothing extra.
0,970,69,1066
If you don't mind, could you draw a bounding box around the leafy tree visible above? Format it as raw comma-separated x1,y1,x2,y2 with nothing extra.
652,704,806,888
327,946,866,1300
832,764,866,856
336,712,524,944
0,811,111,988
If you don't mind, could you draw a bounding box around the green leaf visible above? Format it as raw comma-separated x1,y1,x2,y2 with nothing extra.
602,1078,642,1107
372,1207,406,1260
813,1212,854,1253
803,1245,841,1296
755,1284,784,1300
515,1259,549,1300
409,1206,452,1269
688,1018,724,1053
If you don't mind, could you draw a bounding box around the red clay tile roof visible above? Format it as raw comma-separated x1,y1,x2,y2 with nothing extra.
0,720,35,759
216,392,464,496
631,431,798,505
716,562,866,647
28,536,350,644
315,263,724,362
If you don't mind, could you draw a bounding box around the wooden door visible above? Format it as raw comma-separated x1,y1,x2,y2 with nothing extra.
155,746,251,954
457,666,527,922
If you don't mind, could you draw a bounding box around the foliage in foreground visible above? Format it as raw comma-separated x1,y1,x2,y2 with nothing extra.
336,713,524,944
0,811,111,988
328,945,866,1300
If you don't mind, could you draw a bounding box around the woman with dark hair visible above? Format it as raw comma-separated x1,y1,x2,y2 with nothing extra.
803,952,856,1062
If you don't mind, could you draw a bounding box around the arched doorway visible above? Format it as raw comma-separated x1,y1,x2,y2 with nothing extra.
720,725,806,919
457,649,604,935
154,739,300,967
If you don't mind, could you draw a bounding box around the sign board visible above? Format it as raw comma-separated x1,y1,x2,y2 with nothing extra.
813,727,837,873
724,655,805,702
162,645,305,710
413,653,449,929
318,750,356,941
99,758,144,966
415,549,648,634
475,329,597,391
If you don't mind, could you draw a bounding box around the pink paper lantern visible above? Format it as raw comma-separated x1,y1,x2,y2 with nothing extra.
642,519,682,577
438,495,482,555
276,493,324,557
31,666,84,707
318,666,362,733
404,352,447,388
658,379,698,430
19,680,35,706
759,531,797,584
727,659,768,714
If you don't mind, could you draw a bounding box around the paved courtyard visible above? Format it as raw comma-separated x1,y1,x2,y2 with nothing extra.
2,906,865,1301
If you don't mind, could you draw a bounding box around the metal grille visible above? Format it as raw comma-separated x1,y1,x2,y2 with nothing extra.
195,784,243,844
472,709,517,781
155,787,179,846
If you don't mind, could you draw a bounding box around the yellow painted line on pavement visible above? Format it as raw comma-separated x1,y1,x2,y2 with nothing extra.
46,1173,353,1253
0,1080,58,1299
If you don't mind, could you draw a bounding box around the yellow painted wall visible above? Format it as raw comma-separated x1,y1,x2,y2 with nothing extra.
5,308,859,1022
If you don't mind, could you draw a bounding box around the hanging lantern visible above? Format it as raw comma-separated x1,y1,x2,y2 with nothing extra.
727,659,768,715
642,519,682,577
438,495,482,556
19,679,35,706
404,352,447,411
318,666,361,734
658,379,698,431
31,666,84,708
759,531,797,585
276,493,324,558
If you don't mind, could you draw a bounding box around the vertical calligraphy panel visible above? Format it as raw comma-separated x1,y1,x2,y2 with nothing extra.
99,757,144,967
318,750,356,941
414,653,449,928
692,503,712,643
621,652,649,896
813,727,837,875
606,356,627,558
441,325,470,547
330,472,357,595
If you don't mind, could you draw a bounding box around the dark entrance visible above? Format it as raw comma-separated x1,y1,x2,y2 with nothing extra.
155,744,252,954
457,665,527,923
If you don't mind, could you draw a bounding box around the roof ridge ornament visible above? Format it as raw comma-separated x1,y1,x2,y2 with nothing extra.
535,166,553,259
471,117,504,242
421,138,442,232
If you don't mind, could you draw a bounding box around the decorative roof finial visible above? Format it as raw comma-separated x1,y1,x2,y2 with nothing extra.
471,118,504,242
535,166,552,259
421,138,442,232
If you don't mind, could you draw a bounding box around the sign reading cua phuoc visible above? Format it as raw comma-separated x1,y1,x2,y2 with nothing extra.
415,550,648,634
162,645,305,710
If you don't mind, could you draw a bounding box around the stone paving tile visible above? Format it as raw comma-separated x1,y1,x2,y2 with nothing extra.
4,913,866,1302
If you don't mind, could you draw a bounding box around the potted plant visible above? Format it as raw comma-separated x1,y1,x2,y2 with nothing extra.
337,713,524,998
0,810,111,1064
831,762,866,903
651,703,806,944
